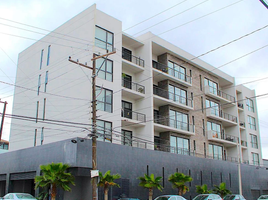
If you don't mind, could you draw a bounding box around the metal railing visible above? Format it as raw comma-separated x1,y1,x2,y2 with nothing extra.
153,86,193,107
152,61,192,84
121,108,146,122
122,51,144,67
241,140,247,147
205,85,235,102
208,108,237,123
208,130,238,143
154,115,195,133
122,78,145,94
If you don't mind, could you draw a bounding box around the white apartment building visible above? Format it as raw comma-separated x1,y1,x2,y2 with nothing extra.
9,4,263,166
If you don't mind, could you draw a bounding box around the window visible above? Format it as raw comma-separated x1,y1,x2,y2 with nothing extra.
47,45,51,66
204,78,218,95
206,99,220,116
251,134,258,149
41,127,44,145
96,57,113,81
37,75,41,95
248,116,256,130
209,144,223,160
252,153,259,166
170,135,189,155
246,98,254,112
95,26,114,52
168,85,187,105
122,101,132,119
207,121,221,139
121,130,132,146
34,129,37,147
36,101,39,123
40,49,44,69
169,110,188,131
168,61,186,81
96,120,112,142
44,71,48,92
96,86,112,113
43,98,46,120
122,47,132,62
122,73,132,89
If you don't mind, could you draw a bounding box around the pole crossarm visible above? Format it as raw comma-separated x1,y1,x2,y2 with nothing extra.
68,57,93,70
91,51,116,61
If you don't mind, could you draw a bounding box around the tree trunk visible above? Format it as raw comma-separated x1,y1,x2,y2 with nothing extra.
149,188,153,200
104,188,109,200
178,188,182,196
51,184,57,200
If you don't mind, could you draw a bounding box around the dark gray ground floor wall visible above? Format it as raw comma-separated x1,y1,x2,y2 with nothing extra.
0,138,267,200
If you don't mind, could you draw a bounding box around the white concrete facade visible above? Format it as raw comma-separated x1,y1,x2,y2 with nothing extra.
9,4,263,166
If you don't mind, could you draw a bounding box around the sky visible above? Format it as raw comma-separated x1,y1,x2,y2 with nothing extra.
0,0,267,159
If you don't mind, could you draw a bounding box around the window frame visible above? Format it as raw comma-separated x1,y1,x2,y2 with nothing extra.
96,119,112,142
44,71,48,92
121,129,132,146
208,144,223,160
204,78,218,95
170,135,189,155
252,152,259,166
47,45,51,66
250,134,258,149
40,49,44,69
95,26,114,52
206,99,220,116
167,60,186,81
246,98,254,112
96,86,113,113
169,110,189,131
248,115,256,130
168,84,187,105
95,55,113,82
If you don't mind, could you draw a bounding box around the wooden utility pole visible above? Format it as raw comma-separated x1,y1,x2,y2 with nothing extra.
68,50,115,200
0,101,7,142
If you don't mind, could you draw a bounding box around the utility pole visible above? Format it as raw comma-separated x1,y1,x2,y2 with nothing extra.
0,101,7,142
68,50,115,200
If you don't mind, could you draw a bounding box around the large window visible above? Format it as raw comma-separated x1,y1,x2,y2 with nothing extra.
170,136,189,155
121,130,132,146
209,144,223,160
250,134,258,149
96,120,112,142
96,57,113,82
207,121,221,139
168,85,187,105
206,99,220,116
168,61,186,81
246,98,254,112
248,116,256,130
204,78,218,95
252,153,259,166
169,110,188,131
95,26,114,52
96,86,113,113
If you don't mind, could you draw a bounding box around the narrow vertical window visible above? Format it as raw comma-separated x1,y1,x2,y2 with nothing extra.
211,172,213,186
37,75,41,95
229,173,232,188
44,71,48,92
41,127,44,145
189,170,191,187
40,49,44,69
36,101,39,123
176,168,178,172
43,98,46,120
147,165,149,175
200,75,202,91
34,129,37,147
202,119,205,136
201,96,204,113
162,167,165,187
193,140,196,151
204,142,206,157
200,171,203,185
47,45,51,66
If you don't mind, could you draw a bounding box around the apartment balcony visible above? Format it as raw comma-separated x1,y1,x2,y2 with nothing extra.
204,85,235,106
207,130,238,147
239,121,246,130
154,116,195,136
206,108,237,126
237,102,244,111
121,108,146,127
241,140,247,149
153,86,194,110
152,61,192,87
122,51,144,73
121,78,145,100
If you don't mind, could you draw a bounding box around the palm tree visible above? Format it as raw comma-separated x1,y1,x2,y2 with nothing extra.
35,162,75,200
98,170,121,200
213,182,232,198
138,174,163,200
196,184,212,194
168,172,192,196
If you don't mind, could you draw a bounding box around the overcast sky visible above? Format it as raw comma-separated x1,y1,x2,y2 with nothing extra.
0,0,267,159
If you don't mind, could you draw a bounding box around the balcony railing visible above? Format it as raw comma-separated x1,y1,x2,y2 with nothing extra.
154,115,195,133
208,130,238,143
205,85,235,102
237,103,244,109
121,108,146,122
241,140,247,147
122,78,145,94
122,51,144,67
153,86,193,107
208,108,237,123
152,61,192,84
